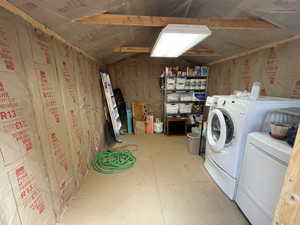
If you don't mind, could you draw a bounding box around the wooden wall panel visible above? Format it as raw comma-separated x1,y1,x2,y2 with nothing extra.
273,127,300,225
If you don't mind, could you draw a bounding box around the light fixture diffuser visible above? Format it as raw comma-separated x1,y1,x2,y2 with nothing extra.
151,24,211,57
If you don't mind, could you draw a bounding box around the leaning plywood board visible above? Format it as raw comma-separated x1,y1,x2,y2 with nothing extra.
0,11,55,225
273,127,300,225
18,24,76,215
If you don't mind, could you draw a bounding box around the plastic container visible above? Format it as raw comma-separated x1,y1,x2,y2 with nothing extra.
146,115,154,134
180,92,193,101
187,133,201,154
179,103,193,114
167,93,179,102
166,77,176,90
200,79,207,90
201,66,209,76
250,82,261,100
154,118,163,133
166,103,179,114
126,108,133,134
176,82,185,90
194,92,206,101
270,122,290,139
191,127,202,135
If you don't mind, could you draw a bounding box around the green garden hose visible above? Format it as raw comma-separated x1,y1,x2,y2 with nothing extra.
93,149,137,174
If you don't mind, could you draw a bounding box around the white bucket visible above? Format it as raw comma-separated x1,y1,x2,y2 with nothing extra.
154,122,163,133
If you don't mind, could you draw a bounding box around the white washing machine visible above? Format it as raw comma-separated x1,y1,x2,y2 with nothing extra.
236,132,291,225
204,95,300,200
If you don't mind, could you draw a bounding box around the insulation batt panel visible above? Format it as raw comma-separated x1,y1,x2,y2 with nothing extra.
208,39,300,99
0,8,105,225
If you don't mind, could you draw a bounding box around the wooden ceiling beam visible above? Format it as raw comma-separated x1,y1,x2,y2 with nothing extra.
113,46,217,56
75,14,278,30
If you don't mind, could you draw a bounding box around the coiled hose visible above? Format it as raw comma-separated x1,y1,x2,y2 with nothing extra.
93,145,137,174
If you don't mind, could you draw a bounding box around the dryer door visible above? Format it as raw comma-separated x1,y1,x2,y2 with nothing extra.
207,108,234,152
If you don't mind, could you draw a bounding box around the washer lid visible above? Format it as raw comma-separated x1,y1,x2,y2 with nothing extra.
247,132,292,163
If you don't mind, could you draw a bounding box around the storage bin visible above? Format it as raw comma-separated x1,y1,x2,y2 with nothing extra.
200,79,207,90
194,92,206,101
195,79,201,89
184,80,191,89
167,93,179,102
180,92,194,101
166,77,176,90
190,79,197,90
179,103,193,114
166,103,179,114
176,82,185,90
176,77,186,83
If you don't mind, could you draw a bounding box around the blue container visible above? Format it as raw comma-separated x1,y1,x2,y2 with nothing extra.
126,108,133,134
194,92,206,100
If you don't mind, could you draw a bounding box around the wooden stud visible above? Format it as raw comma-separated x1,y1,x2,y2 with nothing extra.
273,126,300,225
75,14,278,30
184,49,216,56
114,46,151,53
113,46,216,56
0,0,98,62
208,35,300,65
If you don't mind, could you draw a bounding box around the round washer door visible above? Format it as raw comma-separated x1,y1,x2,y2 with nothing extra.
207,108,228,152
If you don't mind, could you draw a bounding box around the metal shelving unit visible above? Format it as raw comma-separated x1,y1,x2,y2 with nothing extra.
162,66,209,135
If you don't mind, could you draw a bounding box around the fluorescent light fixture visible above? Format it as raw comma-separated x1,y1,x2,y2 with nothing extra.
151,24,211,57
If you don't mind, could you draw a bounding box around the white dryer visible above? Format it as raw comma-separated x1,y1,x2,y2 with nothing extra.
236,132,291,225
204,95,300,200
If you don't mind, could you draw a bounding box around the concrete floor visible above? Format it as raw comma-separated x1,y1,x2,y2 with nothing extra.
59,134,249,225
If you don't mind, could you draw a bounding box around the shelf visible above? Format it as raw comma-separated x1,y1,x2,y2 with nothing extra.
186,76,208,79
165,89,206,92
163,66,209,135
167,112,203,116
165,76,208,79
166,100,205,103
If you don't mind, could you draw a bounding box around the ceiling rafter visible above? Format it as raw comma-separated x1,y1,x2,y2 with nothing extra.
113,46,217,56
75,14,279,30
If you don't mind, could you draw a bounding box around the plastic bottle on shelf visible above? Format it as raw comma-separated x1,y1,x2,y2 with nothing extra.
250,82,261,100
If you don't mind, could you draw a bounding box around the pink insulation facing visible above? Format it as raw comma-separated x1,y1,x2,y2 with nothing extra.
0,9,105,225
